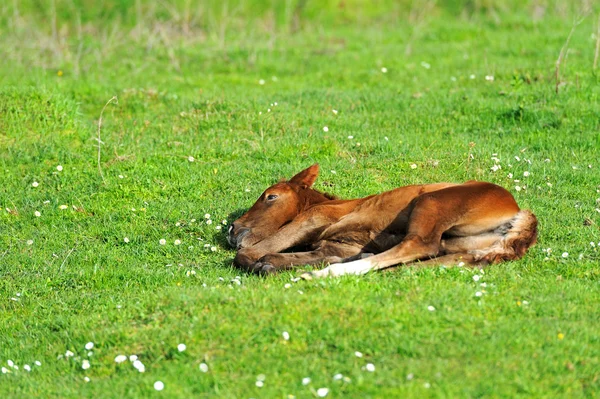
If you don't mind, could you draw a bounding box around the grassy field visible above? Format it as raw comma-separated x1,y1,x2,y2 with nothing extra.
1,0,600,397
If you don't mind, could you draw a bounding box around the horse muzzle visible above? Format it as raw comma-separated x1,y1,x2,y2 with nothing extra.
228,225,250,249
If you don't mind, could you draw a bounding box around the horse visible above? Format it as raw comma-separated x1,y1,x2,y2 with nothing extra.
229,164,538,278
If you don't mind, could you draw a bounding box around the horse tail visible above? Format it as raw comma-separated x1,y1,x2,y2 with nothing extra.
477,210,538,263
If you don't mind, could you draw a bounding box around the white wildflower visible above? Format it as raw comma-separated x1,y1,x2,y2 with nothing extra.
115,355,127,363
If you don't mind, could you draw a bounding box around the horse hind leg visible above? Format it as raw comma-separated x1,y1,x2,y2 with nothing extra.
382,253,490,272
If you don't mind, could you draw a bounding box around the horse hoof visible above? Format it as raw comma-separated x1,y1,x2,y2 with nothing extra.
300,272,314,280
255,262,276,275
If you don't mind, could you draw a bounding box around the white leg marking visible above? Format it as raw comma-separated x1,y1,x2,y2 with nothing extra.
309,259,375,278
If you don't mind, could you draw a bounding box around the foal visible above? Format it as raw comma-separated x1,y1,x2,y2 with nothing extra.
229,164,538,278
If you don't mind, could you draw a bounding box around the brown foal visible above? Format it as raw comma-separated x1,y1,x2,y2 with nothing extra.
229,164,538,278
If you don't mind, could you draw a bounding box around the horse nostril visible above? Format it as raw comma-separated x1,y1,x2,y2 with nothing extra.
235,228,250,249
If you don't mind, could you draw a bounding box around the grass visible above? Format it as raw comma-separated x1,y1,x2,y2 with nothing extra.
1,0,600,397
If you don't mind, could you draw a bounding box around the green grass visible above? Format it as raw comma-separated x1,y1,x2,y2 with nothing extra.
1,1,600,397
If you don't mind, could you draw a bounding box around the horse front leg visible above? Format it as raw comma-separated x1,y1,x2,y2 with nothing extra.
253,242,363,274
233,207,343,273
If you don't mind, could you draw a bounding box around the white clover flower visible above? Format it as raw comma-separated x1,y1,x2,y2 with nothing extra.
323,126,329,132
199,363,209,372
317,388,330,397
302,377,311,385
34,211,41,217
133,360,145,372
84,376,90,382
473,275,481,282
159,239,166,245
85,342,94,350
24,364,31,372
355,351,363,358
365,363,375,372
427,305,435,311
57,165,63,171
82,360,90,370
515,186,522,192
562,252,569,258
154,381,165,391
282,331,290,340
206,220,212,225
210,246,217,252
124,237,129,243
32,181,39,187
174,239,181,246
115,355,127,363
177,343,186,352
65,350,74,358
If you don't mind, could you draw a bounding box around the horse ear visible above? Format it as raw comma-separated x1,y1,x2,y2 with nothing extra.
289,164,319,188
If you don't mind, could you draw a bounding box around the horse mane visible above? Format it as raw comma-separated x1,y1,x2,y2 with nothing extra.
306,187,337,201
320,191,337,200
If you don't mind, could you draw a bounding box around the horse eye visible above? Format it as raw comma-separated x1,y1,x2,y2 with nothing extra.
266,194,279,201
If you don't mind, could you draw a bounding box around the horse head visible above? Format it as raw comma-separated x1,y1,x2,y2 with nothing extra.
228,164,335,249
